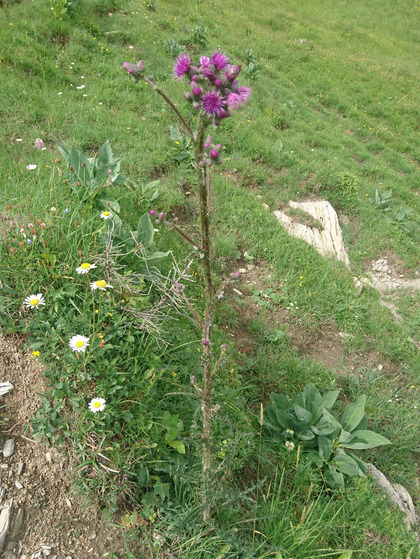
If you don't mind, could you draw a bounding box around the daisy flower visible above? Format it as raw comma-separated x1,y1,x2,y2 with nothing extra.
88,397,106,413
100,210,112,220
91,280,112,291
23,293,45,309
69,335,90,353
76,262,97,275
26,164,37,171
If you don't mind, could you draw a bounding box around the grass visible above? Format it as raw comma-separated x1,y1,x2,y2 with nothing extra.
0,0,419,557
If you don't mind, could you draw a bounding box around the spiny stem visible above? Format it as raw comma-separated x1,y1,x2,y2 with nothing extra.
145,77,195,140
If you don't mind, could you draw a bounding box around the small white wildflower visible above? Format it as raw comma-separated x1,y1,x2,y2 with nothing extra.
69,335,90,353
23,293,45,309
88,397,106,413
285,441,295,451
76,262,97,275
26,164,37,170
285,429,294,437
91,280,112,292
100,210,112,220
50,207,57,212
16,138,23,142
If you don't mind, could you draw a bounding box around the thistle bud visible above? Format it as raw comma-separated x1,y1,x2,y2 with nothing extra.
159,212,164,220
210,150,219,159
214,78,222,88
150,210,156,217
192,86,202,97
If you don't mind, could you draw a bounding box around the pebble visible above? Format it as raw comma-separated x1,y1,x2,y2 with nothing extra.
65,499,71,508
14,482,23,490
3,439,15,458
45,453,52,463
17,463,24,476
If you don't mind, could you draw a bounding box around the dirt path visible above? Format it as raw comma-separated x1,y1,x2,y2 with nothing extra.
0,337,127,559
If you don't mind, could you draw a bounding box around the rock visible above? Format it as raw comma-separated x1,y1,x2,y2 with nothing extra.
3,439,15,458
65,498,72,508
45,453,52,463
365,463,419,530
4,551,17,559
14,482,23,491
274,200,351,267
17,463,24,476
0,498,14,552
0,382,14,396
352,277,363,295
6,540,15,550
10,508,24,539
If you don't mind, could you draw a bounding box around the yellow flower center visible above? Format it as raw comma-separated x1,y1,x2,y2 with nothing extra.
81,263,91,269
103,211,110,216
96,280,107,288
93,401,101,408
30,298,39,306
75,340,85,348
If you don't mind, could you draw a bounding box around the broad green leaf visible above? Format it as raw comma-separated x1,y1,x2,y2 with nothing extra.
99,198,120,213
347,452,367,475
69,145,92,184
167,440,186,454
55,140,70,162
334,451,364,477
153,482,170,500
269,393,289,409
341,395,366,432
353,413,368,432
137,213,155,248
275,406,292,429
311,390,339,424
318,435,333,461
292,404,312,423
311,407,341,435
337,552,353,559
296,428,315,441
98,140,113,166
338,430,354,444
328,464,344,488
303,383,321,413
340,429,391,449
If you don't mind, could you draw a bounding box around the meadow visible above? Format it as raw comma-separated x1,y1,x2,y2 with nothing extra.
0,0,419,557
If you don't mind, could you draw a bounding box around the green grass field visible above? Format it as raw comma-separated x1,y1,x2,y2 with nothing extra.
1,0,419,557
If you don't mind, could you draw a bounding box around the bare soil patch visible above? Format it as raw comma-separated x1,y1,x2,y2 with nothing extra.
0,337,129,559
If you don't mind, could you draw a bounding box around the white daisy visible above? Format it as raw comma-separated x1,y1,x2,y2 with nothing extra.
88,397,106,413
26,164,37,170
76,262,97,275
100,210,112,220
69,335,90,353
91,280,112,291
23,293,45,309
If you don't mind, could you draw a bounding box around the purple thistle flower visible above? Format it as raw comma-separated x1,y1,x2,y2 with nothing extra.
236,86,252,105
225,64,241,81
35,138,45,150
210,51,229,70
150,210,156,217
200,56,210,68
123,60,144,82
226,92,244,110
202,90,224,118
201,67,216,82
192,86,202,96
173,53,191,80
159,212,164,219
210,150,219,159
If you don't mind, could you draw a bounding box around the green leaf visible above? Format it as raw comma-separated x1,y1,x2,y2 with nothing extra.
167,440,186,454
265,404,290,430
334,451,365,477
353,413,368,431
318,435,333,461
269,393,289,409
340,429,391,449
311,390,339,424
347,452,367,475
98,141,113,167
291,404,312,423
328,464,345,487
153,482,170,500
68,145,92,184
311,407,342,435
338,430,354,444
99,198,120,213
137,214,155,248
341,395,366,432
303,383,321,413
337,552,353,559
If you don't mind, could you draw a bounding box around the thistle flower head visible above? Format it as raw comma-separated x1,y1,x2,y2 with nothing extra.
173,53,191,80
210,51,229,70
225,64,241,81
123,60,144,82
199,56,210,68
202,90,225,118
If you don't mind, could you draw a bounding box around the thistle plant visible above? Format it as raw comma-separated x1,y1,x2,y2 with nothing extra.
123,50,251,520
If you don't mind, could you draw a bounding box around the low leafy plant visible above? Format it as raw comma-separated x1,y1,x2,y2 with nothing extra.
51,0,79,20
165,39,187,58
264,383,391,488
190,24,208,47
370,187,393,211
